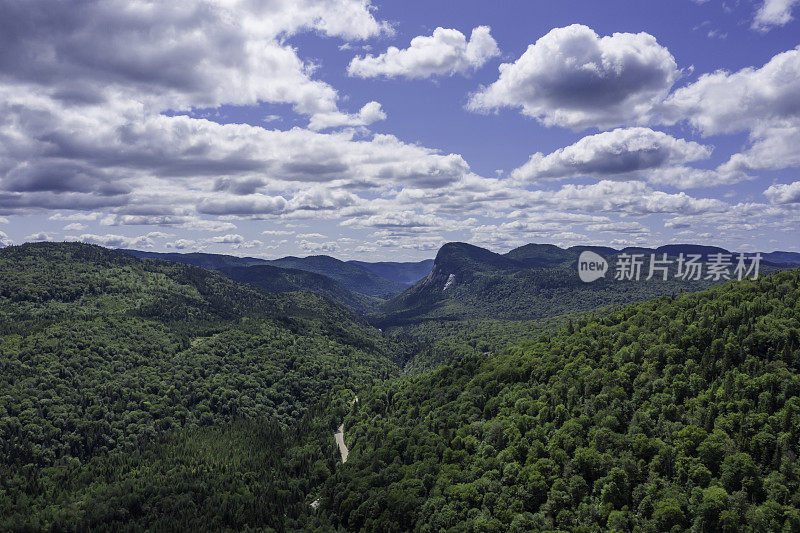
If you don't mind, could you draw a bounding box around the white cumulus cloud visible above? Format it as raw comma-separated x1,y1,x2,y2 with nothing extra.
764,181,800,204
348,26,499,79
660,46,800,136
753,0,800,30
468,24,679,129
66,233,155,248
24,232,53,242
307,101,386,131
511,128,712,183
210,234,245,244
63,223,88,231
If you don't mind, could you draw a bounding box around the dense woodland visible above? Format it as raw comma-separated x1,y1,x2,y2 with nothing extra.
384,318,565,373
0,243,393,530
324,269,800,532
1,242,799,531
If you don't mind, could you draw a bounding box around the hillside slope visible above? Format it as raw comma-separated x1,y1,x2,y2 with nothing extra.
123,248,406,298
322,268,800,531
0,242,396,529
123,249,396,310
763,251,800,266
219,264,380,314
269,255,405,297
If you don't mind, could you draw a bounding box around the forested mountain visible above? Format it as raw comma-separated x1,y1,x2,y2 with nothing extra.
505,243,614,268
320,268,800,532
268,255,405,297
348,259,434,286
220,264,380,314
763,251,800,266
123,249,407,299
122,249,269,269
0,242,397,530
375,242,785,327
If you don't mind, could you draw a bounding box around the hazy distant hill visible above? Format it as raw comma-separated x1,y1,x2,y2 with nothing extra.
268,255,405,297
122,249,268,269
122,249,407,298
348,259,434,286
762,250,800,265
652,244,731,256
219,264,380,313
503,243,732,269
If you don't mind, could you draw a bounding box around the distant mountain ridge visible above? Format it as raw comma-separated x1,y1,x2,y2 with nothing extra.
505,243,736,269
347,259,434,286
219,264,379,314
122,249,267,269
267,255,403,297
121,244,799,322
122,249,413,299
374,242,795,326
431,242,774,291
762,251,800,265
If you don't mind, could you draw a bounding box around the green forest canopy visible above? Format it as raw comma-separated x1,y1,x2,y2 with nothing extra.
1,242,799,531
324,268,800,532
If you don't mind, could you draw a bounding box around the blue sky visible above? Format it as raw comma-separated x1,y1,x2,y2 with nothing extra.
296,0,796,175
0,0,798,259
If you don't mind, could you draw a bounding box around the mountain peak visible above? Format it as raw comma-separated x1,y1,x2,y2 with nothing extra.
505,243,573,267
422,242,520,292
434,242,519,272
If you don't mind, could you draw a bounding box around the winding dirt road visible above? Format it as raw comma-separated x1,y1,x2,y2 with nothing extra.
334,423,348,462
333,397,357,463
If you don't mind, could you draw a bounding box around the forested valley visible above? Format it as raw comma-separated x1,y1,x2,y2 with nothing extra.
0,243,392,530
1,242,799,532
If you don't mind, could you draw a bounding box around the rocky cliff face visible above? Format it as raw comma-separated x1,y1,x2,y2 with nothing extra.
422,263,456,291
